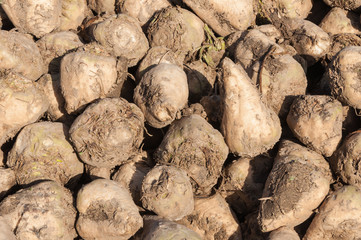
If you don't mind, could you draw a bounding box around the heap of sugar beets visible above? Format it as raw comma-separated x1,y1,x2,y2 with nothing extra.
1,0,361,239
